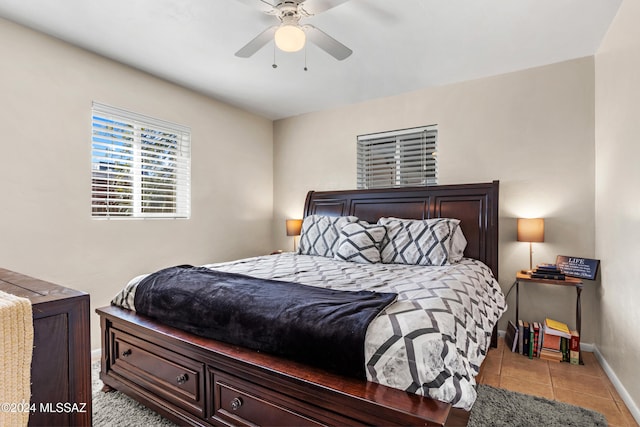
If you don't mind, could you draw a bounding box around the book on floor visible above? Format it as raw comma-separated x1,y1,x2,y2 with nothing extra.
532,322,540,358
518,319,524,354
561,337,569,362
570,350,580,365
570,330,580,365
505,320,518,352
523,322,530,356
537,326,544,357
540,348,563,362
542,333,561,351
528,324,535,359
544,317,571,339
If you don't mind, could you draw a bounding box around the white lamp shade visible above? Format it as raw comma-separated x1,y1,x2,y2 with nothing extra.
274,25,306,52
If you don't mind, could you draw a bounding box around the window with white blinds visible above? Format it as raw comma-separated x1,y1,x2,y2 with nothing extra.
357,125,437,189
91,102,191,219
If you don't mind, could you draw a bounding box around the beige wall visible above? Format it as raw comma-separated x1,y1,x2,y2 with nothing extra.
0,18,274,349
595,0,640,414
274,57,598,342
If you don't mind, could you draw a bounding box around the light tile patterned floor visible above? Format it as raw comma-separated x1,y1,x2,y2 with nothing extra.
476,338,639,427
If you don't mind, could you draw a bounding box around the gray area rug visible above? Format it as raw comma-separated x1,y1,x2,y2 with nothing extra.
92,363,176,427
92,363,607,426
468,385,607,427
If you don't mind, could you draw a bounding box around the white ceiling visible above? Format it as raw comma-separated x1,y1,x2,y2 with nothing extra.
0,0,622,120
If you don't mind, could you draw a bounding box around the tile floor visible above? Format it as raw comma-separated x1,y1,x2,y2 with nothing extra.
476,338,639,427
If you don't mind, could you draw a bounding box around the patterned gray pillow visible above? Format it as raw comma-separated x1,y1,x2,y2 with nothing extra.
449,222,467,262
297,215,359,257
378,217,464,266
334,222,387,264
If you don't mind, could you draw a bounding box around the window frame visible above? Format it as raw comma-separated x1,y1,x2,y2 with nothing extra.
91,102,191,219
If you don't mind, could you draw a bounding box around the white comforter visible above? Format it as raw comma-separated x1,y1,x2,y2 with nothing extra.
112,253,505,410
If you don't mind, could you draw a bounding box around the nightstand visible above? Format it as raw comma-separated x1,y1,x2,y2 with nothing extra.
512,271,584,364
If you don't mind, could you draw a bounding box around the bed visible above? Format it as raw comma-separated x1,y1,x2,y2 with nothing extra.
97,181,504,426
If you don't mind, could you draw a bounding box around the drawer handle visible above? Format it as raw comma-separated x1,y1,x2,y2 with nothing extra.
121,349,132,357
176,374,189,385
230,397,243,411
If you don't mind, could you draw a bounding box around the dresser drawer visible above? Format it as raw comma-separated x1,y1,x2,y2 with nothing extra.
110,329,205,417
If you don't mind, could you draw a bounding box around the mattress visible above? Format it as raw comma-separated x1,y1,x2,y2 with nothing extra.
112,253,506,410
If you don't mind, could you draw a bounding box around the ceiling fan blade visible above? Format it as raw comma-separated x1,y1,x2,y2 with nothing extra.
304,25,352,60
235,26,278,58
301,0,351,15
233,0,277,14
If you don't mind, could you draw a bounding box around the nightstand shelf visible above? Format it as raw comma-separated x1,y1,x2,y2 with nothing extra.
512,271,583,364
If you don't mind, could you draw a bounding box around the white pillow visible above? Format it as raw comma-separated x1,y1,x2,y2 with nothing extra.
297,215,359,257
378,217,466,265
334,222,387,264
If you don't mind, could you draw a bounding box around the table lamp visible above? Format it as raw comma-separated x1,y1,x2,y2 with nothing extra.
286,219,302,252
517,218,544,273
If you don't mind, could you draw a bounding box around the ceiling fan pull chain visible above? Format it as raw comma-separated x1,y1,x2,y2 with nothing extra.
272,43,278,69
304,44,308,71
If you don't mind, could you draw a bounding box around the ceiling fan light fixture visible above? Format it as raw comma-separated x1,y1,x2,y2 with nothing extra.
274,24,306,52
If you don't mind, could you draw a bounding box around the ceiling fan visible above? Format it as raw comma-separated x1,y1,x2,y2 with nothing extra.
234,0,353,61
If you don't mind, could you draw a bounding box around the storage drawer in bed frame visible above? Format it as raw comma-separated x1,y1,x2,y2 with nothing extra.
109,328,205,418
209,370,355,426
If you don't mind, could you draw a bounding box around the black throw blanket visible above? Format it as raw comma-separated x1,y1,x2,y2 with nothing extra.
133,265,397,379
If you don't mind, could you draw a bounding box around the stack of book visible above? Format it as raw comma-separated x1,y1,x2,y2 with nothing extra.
531,263,565,280
540,317,571,362
513,317,579,363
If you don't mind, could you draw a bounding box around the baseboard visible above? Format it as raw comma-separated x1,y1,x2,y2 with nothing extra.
580,342,595,352
593,345,640,425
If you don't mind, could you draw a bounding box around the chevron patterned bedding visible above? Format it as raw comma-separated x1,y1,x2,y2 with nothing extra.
112,252,505,410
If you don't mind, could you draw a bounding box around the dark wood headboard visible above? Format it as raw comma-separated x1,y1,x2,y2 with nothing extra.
303,181,499,280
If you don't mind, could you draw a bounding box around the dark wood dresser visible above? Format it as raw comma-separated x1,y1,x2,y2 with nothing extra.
0,268,91,427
